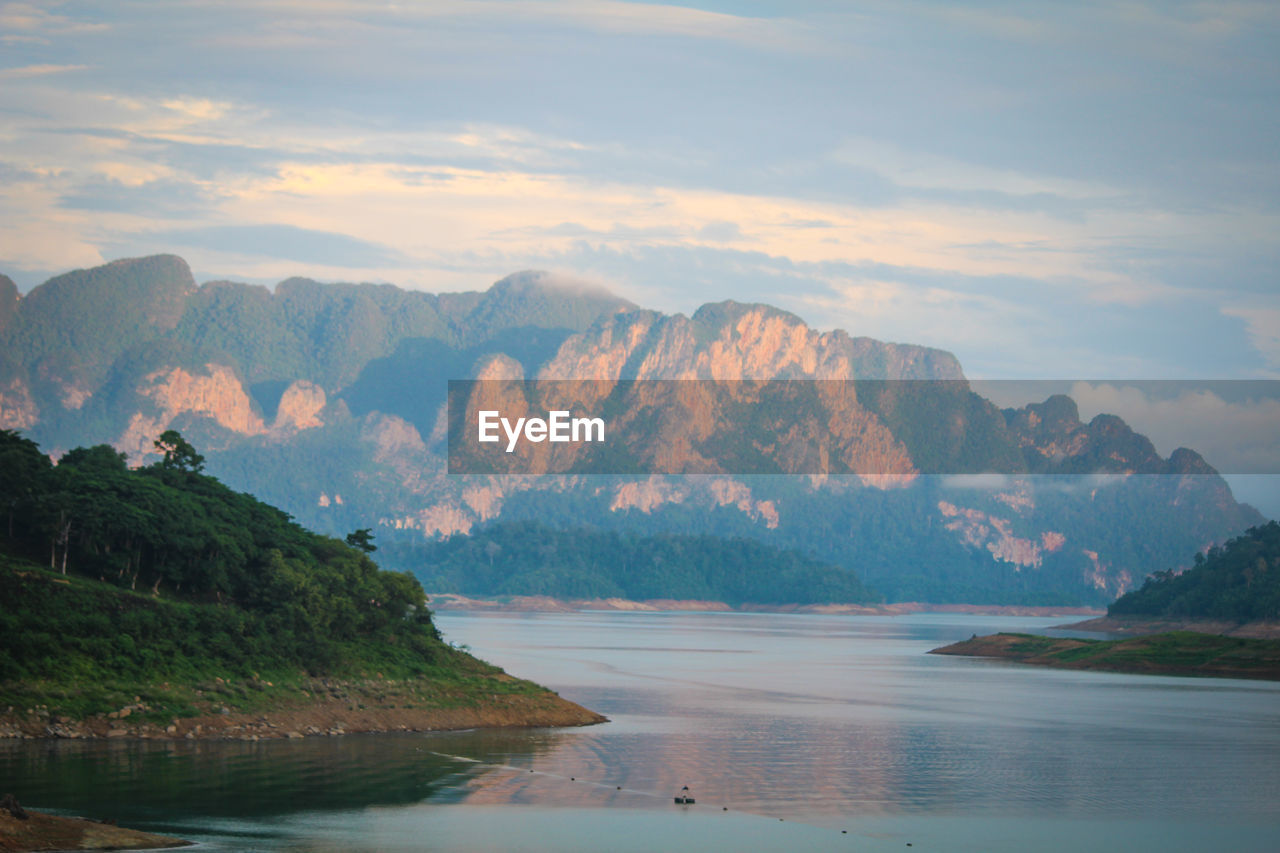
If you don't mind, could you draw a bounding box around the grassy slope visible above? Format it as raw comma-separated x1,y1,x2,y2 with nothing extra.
1,555,602,732
930,631,1280,680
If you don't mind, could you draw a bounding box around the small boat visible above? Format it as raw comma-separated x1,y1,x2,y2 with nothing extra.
674,785,695,805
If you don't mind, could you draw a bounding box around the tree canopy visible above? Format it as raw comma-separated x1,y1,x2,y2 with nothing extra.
0,429,438,679
346,528,377,553
1109,521,1280,621
396,520,880,606
155,429,205,473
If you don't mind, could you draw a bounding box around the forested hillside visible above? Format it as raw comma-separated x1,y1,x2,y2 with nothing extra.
1109,522,1280,621
395,521,880,605
0,428,448,684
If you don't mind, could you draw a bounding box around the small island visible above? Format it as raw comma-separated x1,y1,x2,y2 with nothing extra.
930,631,1280,680
934,522,1280,681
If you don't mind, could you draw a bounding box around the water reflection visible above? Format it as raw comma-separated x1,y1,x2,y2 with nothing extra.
437,611,1280,825
0,728,566,821
3,612,1278,852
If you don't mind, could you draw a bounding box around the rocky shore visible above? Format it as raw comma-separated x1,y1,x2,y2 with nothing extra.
0,798,189,852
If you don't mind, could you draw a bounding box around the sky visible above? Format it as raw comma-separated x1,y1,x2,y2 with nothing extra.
1,1,1277,380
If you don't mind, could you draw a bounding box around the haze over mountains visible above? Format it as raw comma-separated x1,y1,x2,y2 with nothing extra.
0,256,1262,605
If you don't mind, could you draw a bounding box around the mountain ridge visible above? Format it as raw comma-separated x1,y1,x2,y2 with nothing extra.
0,255,1263,605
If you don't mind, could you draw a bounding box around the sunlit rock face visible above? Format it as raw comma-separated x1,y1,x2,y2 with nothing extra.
540,302,963,382
115,365,266,460
274,381,326,432
0,378,38,429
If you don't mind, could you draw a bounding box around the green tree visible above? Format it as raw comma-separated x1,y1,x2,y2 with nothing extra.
2,433,448,680
58,444,128,473
345,528,377,553
0,429,51,541
154,429,205,473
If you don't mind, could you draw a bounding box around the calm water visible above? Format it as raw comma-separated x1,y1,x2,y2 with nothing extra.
4,611,1279,851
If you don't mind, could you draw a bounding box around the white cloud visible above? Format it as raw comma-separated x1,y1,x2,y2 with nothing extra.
795,276,1034,354
0,0,1274,384
940,474,1013,490
193,0,818,51
1069,381,1280,474
1222,306,1280,373
832,136,1113,199
0,2,107,34
0,63,88,78
0,178,105,270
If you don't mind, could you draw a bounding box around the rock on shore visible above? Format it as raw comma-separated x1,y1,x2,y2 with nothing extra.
0,805,189,851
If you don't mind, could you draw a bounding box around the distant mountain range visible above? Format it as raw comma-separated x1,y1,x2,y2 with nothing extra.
0,255,1263,604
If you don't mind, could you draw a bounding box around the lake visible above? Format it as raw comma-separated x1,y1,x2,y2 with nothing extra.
4,611,1279,851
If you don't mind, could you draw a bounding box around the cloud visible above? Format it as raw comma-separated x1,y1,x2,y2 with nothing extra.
59,177,223,217
501,0,814,49
196,0,818,52
0,63,88,78
1222,306,1280,373
1221,474,1280,520
0,0,1274,386
152,224,406,268
0,171,106,272
697,221,742,243
0,3,108,34
511,269,629,301
794,274,1038,360
940,474,1013,490
1069,381,1280,474
938,472,1132,496
833,135,1112,200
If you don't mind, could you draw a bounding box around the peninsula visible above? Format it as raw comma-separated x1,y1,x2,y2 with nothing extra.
930,631,1280,681
0,430,604,740
932,523,1280,680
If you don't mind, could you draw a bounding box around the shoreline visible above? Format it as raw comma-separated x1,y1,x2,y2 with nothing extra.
0,805,190,852
428,593,1104,619
930,631,1280,681
1058,615,1280,639
0,679,606,742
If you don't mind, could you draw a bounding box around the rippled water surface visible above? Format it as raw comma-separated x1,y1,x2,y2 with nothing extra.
5,611,1279,851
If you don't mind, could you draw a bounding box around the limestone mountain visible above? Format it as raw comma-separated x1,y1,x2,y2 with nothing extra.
0,255,1262,604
